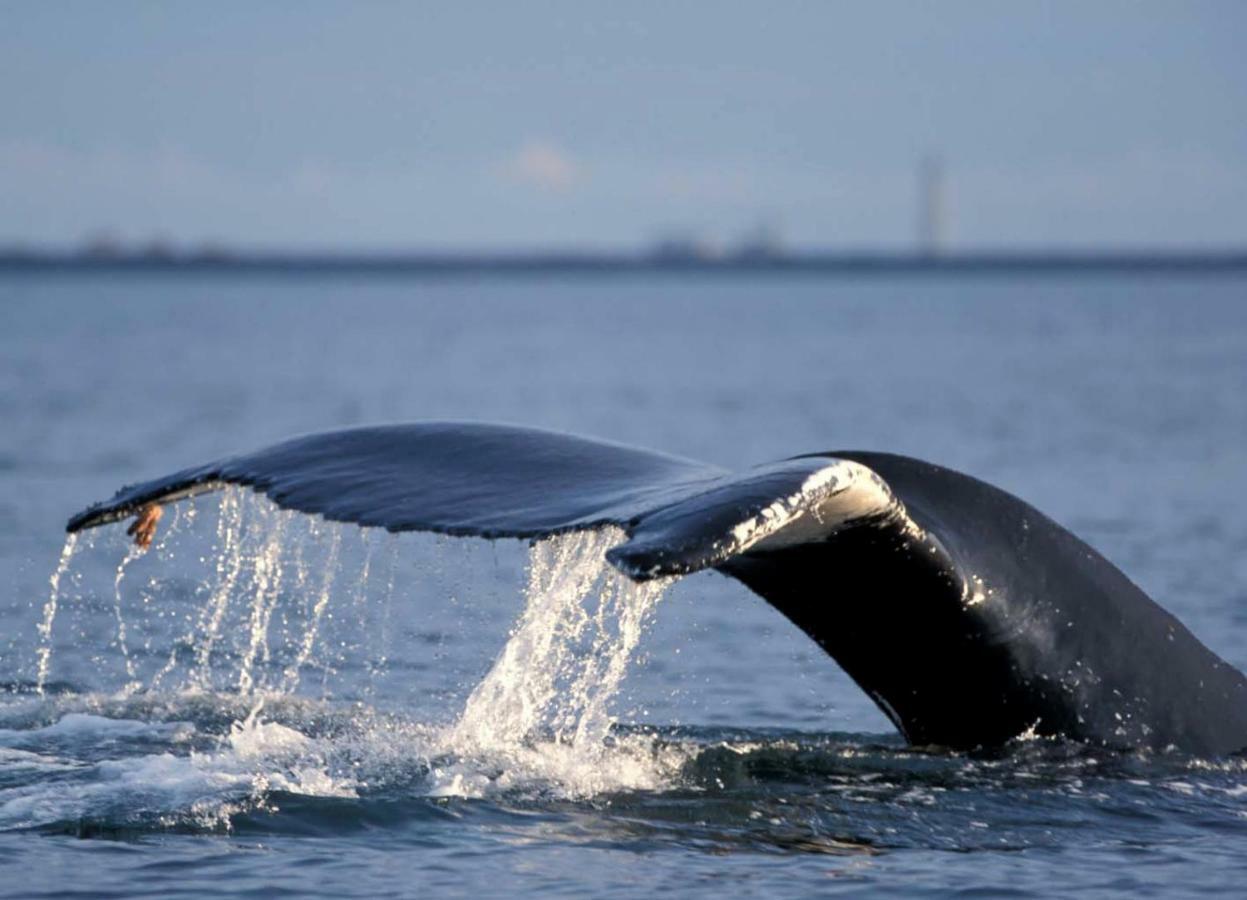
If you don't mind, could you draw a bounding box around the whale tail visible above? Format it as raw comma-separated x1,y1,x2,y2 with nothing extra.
66,421,903,580
65,421,1247,756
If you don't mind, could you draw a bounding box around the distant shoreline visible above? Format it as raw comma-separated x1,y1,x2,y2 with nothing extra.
2,249,1246,276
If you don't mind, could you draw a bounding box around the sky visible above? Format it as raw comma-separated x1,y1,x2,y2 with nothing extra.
2,2,1245,251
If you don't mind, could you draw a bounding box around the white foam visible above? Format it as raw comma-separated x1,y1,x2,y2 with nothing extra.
0,712,191,745
0,709,363,832
0,747,81,773
425,729,690,799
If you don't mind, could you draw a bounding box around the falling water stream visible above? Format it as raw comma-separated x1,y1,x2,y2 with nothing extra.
21,489,681,821
34,533,79,696
433,527,675,797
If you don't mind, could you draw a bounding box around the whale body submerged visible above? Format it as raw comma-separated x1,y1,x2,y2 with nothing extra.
66,422,1247,756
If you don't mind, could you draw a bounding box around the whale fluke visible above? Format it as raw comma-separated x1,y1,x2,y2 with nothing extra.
66,423,902,575
66,422,1247,756
66,423,724,538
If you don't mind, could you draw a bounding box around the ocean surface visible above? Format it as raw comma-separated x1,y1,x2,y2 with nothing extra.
2,271,1246,897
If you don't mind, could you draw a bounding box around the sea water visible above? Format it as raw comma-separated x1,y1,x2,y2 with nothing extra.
2,272,1246,897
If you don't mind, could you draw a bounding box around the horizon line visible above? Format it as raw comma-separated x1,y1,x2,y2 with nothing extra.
3,245,1246,276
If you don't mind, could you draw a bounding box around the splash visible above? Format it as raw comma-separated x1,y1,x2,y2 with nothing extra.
436,527,676,797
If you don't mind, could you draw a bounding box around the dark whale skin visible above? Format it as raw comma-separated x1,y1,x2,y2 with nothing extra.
723,452,1247,755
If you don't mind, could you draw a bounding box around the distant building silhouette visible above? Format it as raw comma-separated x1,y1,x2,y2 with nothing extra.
648,230,720,262
734,220,785,261
81,230,123,259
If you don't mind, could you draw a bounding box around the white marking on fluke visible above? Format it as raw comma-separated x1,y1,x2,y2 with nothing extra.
739,459,909,553
608,458,921,580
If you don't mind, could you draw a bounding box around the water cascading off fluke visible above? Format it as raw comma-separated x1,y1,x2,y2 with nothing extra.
34,491,680,798
451,527,670,755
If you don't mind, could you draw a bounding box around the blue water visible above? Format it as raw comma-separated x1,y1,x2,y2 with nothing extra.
2,273,1247,897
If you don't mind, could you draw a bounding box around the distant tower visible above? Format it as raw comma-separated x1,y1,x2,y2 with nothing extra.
918,155,946,256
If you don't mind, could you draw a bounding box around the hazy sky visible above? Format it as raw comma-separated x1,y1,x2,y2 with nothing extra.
3,2,1245,250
